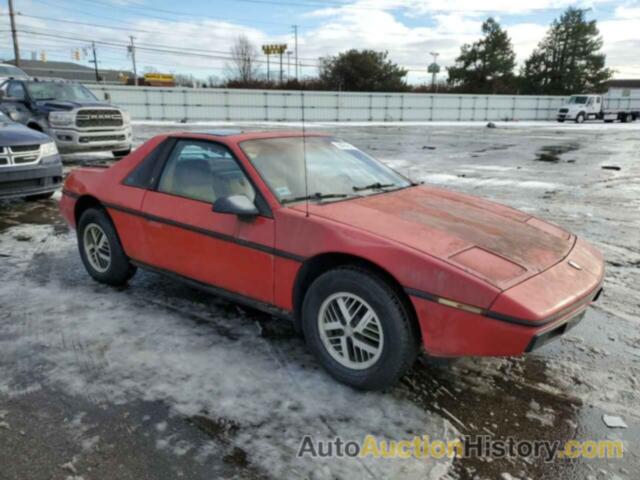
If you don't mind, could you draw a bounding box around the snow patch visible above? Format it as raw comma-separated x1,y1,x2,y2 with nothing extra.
0,224,453,479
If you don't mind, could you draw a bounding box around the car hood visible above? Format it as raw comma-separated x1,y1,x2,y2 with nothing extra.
35,100,112,112
0,121,50,144
302,186,575,290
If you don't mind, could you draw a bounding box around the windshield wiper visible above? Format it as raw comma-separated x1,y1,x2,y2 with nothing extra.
352,182,396,192
281,192,355,204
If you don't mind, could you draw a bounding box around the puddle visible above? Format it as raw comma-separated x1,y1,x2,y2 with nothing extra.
535,143,580,162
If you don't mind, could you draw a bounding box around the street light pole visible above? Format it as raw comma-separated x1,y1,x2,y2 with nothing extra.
292,24,299,80
428,51,440,89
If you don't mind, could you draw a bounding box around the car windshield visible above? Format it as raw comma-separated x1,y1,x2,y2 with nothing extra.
0,65,27,78
240,136,411,203
24,82,98,102
568,96,589,104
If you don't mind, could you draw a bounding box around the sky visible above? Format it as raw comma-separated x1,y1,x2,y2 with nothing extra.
1,0,639,84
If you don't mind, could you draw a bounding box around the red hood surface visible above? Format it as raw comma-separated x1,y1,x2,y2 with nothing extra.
300,186,574,290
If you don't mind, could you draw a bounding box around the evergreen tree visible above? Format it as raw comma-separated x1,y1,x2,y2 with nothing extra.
319,49,408,92
521,8,612,94
447,18,517,94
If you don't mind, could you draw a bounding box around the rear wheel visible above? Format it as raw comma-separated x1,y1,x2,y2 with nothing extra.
621,113,633,123
77,208,136,285
302,267,418,390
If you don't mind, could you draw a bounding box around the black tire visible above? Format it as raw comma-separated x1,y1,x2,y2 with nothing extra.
557,119,565,123
25,191,55,201
575,113,585,124
77,207,136,286
301,266,418,390
112,148,132,159
604,120,614,123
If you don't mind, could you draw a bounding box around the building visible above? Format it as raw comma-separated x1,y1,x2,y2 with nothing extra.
606,79,640,98
3,59,132,84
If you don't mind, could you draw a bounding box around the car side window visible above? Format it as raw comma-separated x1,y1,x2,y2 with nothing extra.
157,140,255,204
6,82,26,101
123,140,169,189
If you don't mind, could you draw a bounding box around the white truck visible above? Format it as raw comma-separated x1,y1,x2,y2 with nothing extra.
557,94,638,124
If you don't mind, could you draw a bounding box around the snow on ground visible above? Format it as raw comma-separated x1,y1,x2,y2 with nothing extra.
0,224,454,479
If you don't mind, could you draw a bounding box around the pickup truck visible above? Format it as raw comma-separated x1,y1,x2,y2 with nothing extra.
0,78,132,158
557,94,639,124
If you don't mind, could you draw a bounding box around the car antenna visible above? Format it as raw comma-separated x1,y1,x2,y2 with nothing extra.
301,85,310,217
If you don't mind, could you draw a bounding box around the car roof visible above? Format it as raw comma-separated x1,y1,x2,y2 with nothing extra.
170,130,331,143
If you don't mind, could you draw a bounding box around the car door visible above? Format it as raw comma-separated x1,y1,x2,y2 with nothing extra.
140,138,276,304
1,81,32,125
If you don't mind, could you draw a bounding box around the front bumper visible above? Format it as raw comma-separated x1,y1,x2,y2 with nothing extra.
410,238,604,357
49,125,132,153
0,162,63,199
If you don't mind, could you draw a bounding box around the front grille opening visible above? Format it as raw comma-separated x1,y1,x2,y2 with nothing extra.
0,157,9,166
10,144,40,153
13,155,40,164
76,109,123,128
79,135,126,143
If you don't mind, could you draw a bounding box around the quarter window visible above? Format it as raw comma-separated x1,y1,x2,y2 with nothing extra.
157,140,255,204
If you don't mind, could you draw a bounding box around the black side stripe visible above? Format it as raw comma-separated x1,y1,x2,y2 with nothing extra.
102,201,306,262
62,189,80,199
405,283,603,328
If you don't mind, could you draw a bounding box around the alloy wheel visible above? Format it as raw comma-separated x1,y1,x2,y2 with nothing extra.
83,223,111,273
317,292,384,370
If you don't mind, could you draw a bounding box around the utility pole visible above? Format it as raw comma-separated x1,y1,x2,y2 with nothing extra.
287,51,292,79
292,24,299,80
8,0,21,67
90,41,100,83
128,36,138,86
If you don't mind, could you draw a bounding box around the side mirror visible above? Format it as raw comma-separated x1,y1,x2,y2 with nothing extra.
212,195,259,219
104,92,111,102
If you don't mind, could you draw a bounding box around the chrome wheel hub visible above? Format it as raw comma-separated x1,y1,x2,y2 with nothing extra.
317,292,384,370
83,223,111,273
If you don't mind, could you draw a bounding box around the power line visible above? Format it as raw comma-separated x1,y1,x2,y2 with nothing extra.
15,29,323,68
43,0,293,28
7,14,320,62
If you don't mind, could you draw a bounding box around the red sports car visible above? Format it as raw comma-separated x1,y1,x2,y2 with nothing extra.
60,130,604,390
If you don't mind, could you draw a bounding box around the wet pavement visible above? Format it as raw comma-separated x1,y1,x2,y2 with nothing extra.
0,121,639,479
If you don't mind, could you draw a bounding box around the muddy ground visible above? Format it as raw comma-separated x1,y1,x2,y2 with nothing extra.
0,121,638,479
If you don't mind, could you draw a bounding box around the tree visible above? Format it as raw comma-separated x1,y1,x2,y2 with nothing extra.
319,49,408,92
228,35,260,85
521,8,612,95
447,18,516,94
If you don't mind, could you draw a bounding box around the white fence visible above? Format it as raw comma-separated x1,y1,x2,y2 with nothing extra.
86,85,639,123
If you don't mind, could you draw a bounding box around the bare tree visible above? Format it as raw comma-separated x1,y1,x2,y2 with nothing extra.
228,35,259,85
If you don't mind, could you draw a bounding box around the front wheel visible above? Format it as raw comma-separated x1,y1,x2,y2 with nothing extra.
575,113,585,124
302,267,418,390
112,148,132,159
77,208,136,285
